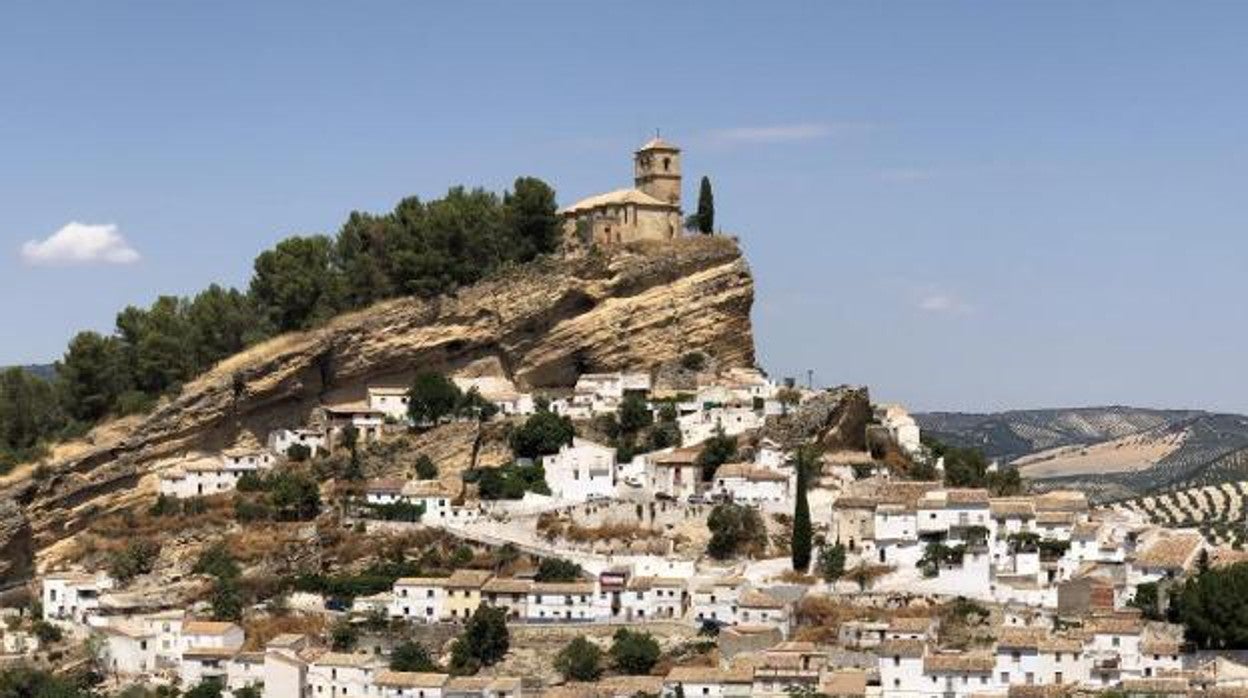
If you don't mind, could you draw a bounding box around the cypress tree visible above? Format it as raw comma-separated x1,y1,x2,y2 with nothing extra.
696,176,714,234
791,449,813,571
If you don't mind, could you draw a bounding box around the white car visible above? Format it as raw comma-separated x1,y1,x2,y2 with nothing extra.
623,475,644,488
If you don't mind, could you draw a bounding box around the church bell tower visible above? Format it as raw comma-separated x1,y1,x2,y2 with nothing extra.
634,136,682,208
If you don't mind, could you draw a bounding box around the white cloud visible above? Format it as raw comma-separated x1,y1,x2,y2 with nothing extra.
703,122,872,146
20,222,140,266
917,292,972,314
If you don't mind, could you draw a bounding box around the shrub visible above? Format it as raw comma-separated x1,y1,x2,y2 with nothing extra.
509,410,574,460
449,606,509,675
609,628,660,675
556,637,603,681
680,352,707,372
414,455,438,480
706,503,766,560
149,494,180,517
108,539,161,582
194,544,241,580
535,558,583,582
330,619,358,651
31,620,62,644
391,640,439,672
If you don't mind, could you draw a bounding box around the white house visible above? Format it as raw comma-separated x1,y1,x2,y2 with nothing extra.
390,577,448,623
664,666,754,698
877,639,925,696
263,634,311,698
222,448,275,470
647,447,703,500
622,577,685,621
678,407,761,447
540,438,616,502
307,652,383,698
712,463,790,504
368,386,412,421
736,590,789,634
452,376,534,416
525,581,599,622
268,428,326,457
875,404,922,456
42,571,113,626
376,670,450,698
159,450,275,499
690,577,742,627
570,372,651,415
324,402,385,447
100,619,158,675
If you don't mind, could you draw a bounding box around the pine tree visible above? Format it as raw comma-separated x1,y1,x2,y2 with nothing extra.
696,176,715,234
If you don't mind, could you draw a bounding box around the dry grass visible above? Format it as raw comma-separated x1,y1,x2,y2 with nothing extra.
773,570,817,585
242,613,327,650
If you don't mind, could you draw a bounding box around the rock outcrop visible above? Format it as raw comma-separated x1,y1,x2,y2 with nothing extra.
763,386,872,452
0,236,755,581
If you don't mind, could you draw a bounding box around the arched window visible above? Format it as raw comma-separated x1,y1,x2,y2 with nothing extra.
663,157,671,171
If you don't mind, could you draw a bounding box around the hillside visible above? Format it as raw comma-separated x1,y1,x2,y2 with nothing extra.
916,407,1248,502
0,236,755,584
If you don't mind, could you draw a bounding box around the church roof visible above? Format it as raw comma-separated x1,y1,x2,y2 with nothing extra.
559,188,674,215
637,136,680,152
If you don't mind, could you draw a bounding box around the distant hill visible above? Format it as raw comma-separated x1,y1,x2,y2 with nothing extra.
915,407,1248,502
2,364,55,381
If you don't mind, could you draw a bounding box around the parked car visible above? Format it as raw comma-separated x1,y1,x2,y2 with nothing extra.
655,492,676,502
624,475,644,488
687,494,707,505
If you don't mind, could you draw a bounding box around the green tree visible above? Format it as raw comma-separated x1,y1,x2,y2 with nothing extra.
269,472,322,521
185,681,224,698
249,235,341,332
210,577,244,622
335,211,395,309
503,177,560,261
407,372,463,425
57,331,130,422
0,368,63,460
697,428,737,481
108,540,161,582
330,619,358,651
791,449,815,572
449,605,509,675
186,284,263,371
116,296,194,394
509,410,575,460
391,641,439,672
817,542,847,583
694,176,714,234
193,544,240,581
618,394,654,434
555,637,603,681
535,558,583,583
609,628,660,675
414,455,438,480
706,503,766,560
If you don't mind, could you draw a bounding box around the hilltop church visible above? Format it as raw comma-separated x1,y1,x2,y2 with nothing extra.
559,137,683,247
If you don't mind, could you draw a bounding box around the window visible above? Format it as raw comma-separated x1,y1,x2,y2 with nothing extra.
1112,637,1120,647
1001,673,1009,684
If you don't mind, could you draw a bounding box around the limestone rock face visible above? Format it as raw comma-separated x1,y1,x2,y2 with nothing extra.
763,386,873,452
0,236,754,581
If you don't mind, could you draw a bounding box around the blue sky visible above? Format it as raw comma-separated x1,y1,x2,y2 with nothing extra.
3,2,1247,413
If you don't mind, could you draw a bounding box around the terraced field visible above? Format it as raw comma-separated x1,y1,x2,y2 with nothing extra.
1109,481,1248,547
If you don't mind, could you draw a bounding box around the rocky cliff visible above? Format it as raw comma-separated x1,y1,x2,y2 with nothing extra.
0,236,755,581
